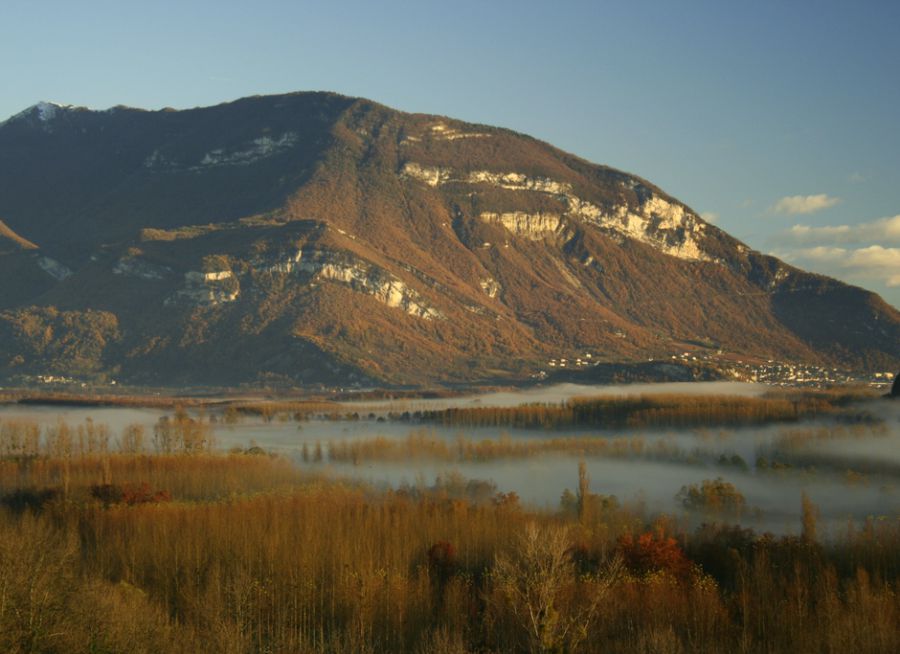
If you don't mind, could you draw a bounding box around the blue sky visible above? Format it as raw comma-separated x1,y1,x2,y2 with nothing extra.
3,0,899,307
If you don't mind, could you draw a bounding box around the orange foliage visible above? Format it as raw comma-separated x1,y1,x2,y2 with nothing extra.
617,532,693,580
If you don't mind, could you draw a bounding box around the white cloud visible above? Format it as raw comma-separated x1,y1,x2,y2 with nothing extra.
772,212,900,307
788,246,848,263
784,215,900,245
784,245,900,288
847,244,900,269
771,194,840,215
847,246,900,287
700,212,719,224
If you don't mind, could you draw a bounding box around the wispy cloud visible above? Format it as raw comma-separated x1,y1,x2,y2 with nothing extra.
770,194,840,215
783,215,900,245
771,205,900,304
848,246,900,287
848,172,865,184
700,212,719,224
781,245,900,288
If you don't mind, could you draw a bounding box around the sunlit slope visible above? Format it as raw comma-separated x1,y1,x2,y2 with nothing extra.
0,92,897,384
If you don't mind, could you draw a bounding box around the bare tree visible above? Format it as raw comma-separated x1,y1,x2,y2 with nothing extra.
491,522,621,653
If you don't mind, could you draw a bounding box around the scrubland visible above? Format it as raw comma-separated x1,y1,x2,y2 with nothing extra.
0,395,898,653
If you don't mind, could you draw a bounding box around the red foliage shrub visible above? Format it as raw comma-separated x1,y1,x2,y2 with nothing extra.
617,531,693,580
90,483,171,507
121,482,171,505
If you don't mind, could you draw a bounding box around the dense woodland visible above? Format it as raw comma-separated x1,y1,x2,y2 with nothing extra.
0,411,897,653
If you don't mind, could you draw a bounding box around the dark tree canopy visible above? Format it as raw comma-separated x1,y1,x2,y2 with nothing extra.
892,372,900,397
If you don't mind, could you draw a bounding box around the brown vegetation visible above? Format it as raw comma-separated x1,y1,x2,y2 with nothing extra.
0,420,897,652
325,430,687,465
3,92,899,386
416,392,843,430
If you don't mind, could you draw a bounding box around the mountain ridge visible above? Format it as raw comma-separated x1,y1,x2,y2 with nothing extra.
0,91,897,386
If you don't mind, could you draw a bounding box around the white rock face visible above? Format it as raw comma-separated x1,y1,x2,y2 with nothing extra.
592,196,710,261
144,132,299,171
258,248,441,319
480,211,563,240
467,170,570,194
400,124,490,145
298,251,441,319
37,256,73,281
401,162,712,261
197,133,299,168
429,123,489,141
113,256,172,280
257,249,304,274
400,162,454,187
168,270,239,306
186,270,233,282
480,277,501,298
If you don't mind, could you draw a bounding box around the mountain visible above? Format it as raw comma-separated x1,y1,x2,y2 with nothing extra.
0,92,897,387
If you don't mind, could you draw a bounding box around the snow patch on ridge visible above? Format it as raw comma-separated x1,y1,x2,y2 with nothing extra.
1,101,79,131
34,102,65,122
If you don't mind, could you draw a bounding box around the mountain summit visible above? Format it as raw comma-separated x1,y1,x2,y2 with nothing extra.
0,91,897,386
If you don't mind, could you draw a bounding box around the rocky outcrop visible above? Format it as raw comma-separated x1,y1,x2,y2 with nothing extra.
292,249,441,319
144,132,300,172
37,256,72,281
402,162,711,261
167,270,239,306
480,212,563,240
480,277,501,298
113,255,172,280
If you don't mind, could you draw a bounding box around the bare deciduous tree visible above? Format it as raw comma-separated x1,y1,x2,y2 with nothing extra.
491,522,621,653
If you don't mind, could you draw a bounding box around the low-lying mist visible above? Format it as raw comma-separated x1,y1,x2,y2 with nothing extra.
1,382,896,535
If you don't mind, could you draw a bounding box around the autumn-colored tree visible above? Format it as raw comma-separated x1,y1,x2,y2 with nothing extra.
617,531,693,580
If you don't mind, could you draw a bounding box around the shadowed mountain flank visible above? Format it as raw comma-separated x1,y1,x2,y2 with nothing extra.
0,92,898,385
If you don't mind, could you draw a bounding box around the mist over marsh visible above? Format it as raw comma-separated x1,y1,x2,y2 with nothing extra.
2,382,897,535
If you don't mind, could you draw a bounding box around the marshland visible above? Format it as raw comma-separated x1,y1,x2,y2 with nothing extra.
1,382,898,652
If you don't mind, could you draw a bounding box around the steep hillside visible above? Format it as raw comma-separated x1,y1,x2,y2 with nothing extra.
0,92,897,386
